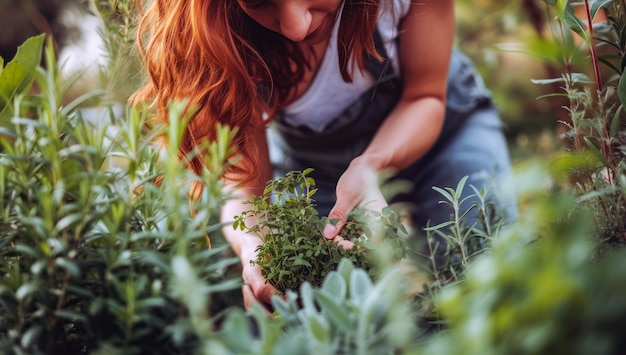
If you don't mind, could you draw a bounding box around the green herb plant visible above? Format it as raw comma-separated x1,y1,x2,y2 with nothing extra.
89,0,143,103
269,259,416,355
233,169,406,293
405,176,506,335
421,163,626,355
528,0,626,252
0,36,245,354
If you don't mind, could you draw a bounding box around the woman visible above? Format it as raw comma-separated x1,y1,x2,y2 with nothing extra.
133,0,514,308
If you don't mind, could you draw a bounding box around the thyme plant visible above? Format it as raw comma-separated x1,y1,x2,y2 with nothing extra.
233,169,407,293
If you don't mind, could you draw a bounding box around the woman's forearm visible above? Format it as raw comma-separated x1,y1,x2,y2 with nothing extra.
221,129,273,261
220,185,265,264
356,95,445,173
357,0,453,174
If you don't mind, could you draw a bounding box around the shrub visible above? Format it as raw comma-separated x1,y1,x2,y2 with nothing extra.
0,35,243,354
421,163,626,355
528,0,626,251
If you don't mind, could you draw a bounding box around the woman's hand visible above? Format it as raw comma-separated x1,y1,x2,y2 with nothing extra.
322,157,388,245
239,242,279,311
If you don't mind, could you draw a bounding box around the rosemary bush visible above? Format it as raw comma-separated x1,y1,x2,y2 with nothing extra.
403,176,506,334
0,36,242,354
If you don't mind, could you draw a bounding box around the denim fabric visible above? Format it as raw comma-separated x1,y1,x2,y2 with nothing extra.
267,47,515,229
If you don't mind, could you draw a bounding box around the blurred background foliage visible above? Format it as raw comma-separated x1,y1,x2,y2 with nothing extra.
455,0,579,159
0,0,590,165
0,0,581,159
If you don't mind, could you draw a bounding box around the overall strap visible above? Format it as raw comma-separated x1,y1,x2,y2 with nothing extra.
365,26,395,82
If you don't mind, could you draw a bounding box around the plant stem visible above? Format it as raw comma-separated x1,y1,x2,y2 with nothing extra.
582,1,617,182
583,0,603,93
550,1,582,150
453,204,469,267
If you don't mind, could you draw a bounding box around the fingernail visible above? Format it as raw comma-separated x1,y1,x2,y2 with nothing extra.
340,240,355,250
323,224,336,239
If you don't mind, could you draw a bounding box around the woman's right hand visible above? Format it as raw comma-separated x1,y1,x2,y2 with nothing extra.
322,158,388,245
240,245,279,311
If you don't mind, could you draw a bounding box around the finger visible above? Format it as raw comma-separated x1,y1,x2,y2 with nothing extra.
242,285,274,315
242,264,280,304
333,235,355,250
256,284,280,305
323,204,352,240
242,284,257,310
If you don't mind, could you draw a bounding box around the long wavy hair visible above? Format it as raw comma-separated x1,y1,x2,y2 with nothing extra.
131,0,381,184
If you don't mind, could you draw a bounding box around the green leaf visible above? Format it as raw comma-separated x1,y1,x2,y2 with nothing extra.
617,74,626,110
138,251,171,272
432,186,455,204
14,244,42,259
55,213,86,233
529,76,563,85
293,255,312,267
321,272,347,301
55,258,81,278
20,324,42,349
206,278,241,293
299,282,317,312
219,308,255,352
590,0,613,19
336,259,354,283
16,282,40,301
531,73,593,85
0,34,45,118
583,136,611,168
563,4,587,39
496,37,563,64
597,55,621,75
55,309,88,323
610,106,622,137
314,289,353,330
61,89,106,116
349,269,373,305
307,313,329,342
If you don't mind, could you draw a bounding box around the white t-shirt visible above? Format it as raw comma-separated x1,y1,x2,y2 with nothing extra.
281,0,411,132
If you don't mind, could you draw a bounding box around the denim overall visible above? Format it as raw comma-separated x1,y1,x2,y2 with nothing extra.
268,31,515,231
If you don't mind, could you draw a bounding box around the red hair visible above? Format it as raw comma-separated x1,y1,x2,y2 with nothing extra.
131,0,381,184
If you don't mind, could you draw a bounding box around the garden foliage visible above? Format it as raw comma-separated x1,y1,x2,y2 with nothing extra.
2,0,626,354
416,1,626,353
529,0,626,250
0,36,242,354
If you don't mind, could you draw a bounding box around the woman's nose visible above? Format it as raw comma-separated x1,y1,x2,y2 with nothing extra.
276,3,312,42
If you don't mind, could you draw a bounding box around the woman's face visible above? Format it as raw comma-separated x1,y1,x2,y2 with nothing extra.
237,0,343,45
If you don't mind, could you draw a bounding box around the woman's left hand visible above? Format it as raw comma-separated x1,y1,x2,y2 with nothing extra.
322,158,388,245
